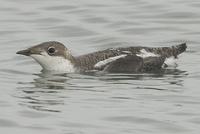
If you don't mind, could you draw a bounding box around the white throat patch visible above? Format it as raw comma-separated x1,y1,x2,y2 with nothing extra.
30,52,75,72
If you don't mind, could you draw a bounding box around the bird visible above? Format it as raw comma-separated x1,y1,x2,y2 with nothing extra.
16,41,187,73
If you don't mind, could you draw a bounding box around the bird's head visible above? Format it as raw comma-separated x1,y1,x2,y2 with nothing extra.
17,41,75,72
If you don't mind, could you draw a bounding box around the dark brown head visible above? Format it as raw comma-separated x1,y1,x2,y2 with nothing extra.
16,41,75,72
17,41,73,57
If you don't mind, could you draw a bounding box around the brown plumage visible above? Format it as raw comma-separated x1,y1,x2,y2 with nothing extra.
17,41,187,73
74,43,187,71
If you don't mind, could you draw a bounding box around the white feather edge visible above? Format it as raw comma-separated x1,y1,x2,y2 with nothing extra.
136,49,160,58
94,54,127,68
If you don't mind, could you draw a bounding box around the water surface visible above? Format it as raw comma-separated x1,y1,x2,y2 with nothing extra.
0,0,200,133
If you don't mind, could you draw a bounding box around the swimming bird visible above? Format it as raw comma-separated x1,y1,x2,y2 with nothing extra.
16,41,187,73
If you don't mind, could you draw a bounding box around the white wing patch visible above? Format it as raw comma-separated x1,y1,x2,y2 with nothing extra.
136,49,178,68
122,51,132,54
94,55,127,68
163,57,178,68
136,49,159,58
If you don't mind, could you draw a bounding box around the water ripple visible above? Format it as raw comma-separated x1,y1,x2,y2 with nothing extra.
0,0,199,133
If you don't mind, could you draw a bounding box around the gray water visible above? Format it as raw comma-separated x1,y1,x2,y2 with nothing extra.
0,0,200,133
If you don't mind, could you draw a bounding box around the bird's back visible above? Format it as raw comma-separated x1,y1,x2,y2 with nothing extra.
74,43,187,71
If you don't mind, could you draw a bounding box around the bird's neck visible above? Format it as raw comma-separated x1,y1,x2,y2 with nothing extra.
52,58,76,72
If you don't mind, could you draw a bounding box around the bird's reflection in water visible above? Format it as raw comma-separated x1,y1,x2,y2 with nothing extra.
16,69,188,112
33,72,69,90
96,69,187,81
17,72,71,113
94,69,188,92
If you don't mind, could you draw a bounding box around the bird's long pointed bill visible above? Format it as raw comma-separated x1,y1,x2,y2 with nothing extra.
16,49,31,56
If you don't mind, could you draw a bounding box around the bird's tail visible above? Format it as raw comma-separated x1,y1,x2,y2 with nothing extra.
172,42,187,57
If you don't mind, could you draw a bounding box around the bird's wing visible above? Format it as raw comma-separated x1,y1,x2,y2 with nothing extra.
98,55,166,73
142,56,166,72
102,55,143,73
76,43,186,71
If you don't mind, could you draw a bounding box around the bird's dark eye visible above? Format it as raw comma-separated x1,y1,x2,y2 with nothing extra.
48,47,55,55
